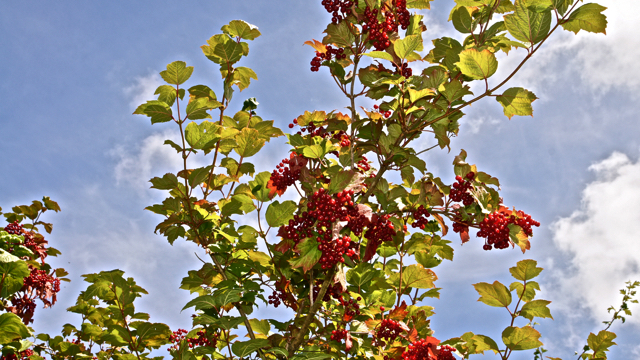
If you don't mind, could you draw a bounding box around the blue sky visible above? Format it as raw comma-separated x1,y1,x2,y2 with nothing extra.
2,1,640,358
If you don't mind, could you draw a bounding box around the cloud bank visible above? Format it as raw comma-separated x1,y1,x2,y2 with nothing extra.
551,151,640,324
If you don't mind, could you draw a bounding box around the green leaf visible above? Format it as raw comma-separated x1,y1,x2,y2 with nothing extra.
149,173,179,190
509,259,543,281
235,128,265,158
452,7,475,33
186,97,222,120
214,41,243,65
188,85,217,101
496,87,537,119
587,330,616,358
248,319,270,336
185,121,221,151
265,200,297,227
182,295,218,311
471,334,500,354
323,21,355,47
135,322,171,348
303,144,326,159
401,264,437,289
231,67,258,91
473,281,512,307
134,100,173,124
407,0,432,9
561,3,607,34
249,172,274,202
0,313,30,344
441,79,473,102
328,171,356,195
552,0,573,15
154,85,179,106
160,61,194,86
456,49,498,80
502,326,543,350
504,0,552,44
231,339,270,358
289,237,322,273
221,20,261,40
42,196,61,212
520,300,553,320
213,288,243,307
364,51,395,62
394,35,422,60
510,281,540,302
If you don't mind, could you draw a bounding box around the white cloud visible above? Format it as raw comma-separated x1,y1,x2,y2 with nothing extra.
464,116,501,134
550,151,640,323
110,129,183,192
124,73,163,110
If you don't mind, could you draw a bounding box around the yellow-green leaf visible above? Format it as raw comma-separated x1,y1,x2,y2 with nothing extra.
235,128,265,157
221,20,261,40
456,49,498,80
520,299,553,320
473,281,512,307
504,0,552,44
509,259,542,281
160,61,194,86
496,87,537,119
502,326,543,350
561,3,607,34
394,35,422,60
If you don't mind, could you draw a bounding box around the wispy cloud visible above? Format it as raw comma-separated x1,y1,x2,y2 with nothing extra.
550,151,640,324
124,73,163,111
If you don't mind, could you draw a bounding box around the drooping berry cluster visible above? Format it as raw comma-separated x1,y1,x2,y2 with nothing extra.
477,210,540,250
375,319,403,344
436,346,456,360
4,221,47,262
22,267,61,307
321,0,357,24
452,221,469,235
168,329,217,352
313,280,345,302
7,294,36,325
411,205,431,230
270,153,307,193
393,62,413,77
268,289,287,308
310,45,347,72
331,328,348,342
373,104,392,118
450,172,475,206
361,1,410,51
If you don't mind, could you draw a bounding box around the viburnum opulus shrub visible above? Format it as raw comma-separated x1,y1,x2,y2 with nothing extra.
2,1,637,360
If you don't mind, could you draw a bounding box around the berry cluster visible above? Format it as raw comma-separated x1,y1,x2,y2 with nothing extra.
318,234,355,269
437,346,456,360
364,214,396,245
357,156,371,172
340,296,362,321
373,104,392,118
402,338,440,360
393,62,413,77
477,210,540,250
8,294,36,324
450,172,475,206
4,221,47,262
313,280,345,302
168,329,217,352
452,221,469,235
362,2,410,51
331,328,348,342
22,267,61,307
375,319,403,344
321,0,357,24
270,153,307,193
411,205,431,230
310,45,347,72
268,289,287,308
0,349,34,360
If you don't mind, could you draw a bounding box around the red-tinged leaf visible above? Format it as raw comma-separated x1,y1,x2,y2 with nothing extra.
304,39,327,53
407,327,419,342
363,238,381,262
266,178,285,197
345,332,353,351
274,239,294,253
459,228,470,244
289,237,322,273
432,213,448,236
331,112,351,123
389,301,409,321
365,319,381,334
343,312,354,322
